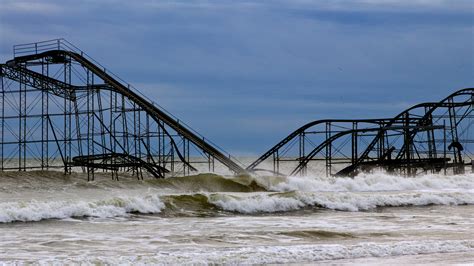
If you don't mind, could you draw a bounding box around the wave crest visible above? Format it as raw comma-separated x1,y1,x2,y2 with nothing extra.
209,191,474,213
263,172,474,192
0,194,164,223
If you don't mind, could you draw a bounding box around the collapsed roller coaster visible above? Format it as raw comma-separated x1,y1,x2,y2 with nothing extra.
247,89,474,177
0,39,472,179
0,39,246,180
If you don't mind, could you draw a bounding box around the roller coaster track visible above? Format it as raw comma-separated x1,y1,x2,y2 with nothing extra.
292,123,446,176
246,118,415,172
72,153,169,179
248,88,473,177
337,88,474,176
0,39,246,177
0,39,472,178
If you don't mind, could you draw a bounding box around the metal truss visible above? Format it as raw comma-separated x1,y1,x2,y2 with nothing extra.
0,39,246,180
0,39,472,179
248,89,474,177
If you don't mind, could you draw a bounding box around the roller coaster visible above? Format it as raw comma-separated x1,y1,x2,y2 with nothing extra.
0,39,246,180
247,89,474,176
0,39,472,179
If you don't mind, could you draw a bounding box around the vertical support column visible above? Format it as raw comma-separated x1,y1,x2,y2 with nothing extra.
91,74,95,179
0,75,4,170
41,59,47,170
425,107,434,162
121,94,128,154
351,122,358,165
67,60,72,173
404,113,412,176
207,152,211,173
276,149,280,174
133,102,137,165
112,90,118,180
378,124,385,161
132,103,137,178
138,107,142,161
211,154,215,173
272,152,276,174
146,114,150,163
299,132,305,176
73,91,83,169
443,120,447,175
22,75,26,171
161,122,166,171
18,70,21,170
97,90,107,157
325,122,332,177
182,137,186,176
86,70,90,180
63,61,68,174
19,65,27,171
110,90,115,155
170,142,175,176
448,99,463,174
157,122,161,168
86,69,94,181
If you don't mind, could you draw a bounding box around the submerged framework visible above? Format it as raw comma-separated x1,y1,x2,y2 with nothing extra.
0,39,472,179
0,39,246,180
247,89,474,177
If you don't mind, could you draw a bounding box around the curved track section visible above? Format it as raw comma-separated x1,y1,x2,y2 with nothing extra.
72,153,169,179
249,89,473,177
246,118,405,173
337,88,474,176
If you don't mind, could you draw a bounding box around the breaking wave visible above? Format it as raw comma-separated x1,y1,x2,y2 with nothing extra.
0,171,473,222
262,172,474,192
209,191,474,213
0,195,165,223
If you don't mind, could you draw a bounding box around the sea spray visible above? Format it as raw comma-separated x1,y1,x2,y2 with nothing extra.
0,194,165,223
262,172,474,192
0,172,473,221
208,191,474,213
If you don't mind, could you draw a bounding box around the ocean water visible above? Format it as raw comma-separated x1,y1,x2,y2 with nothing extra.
0,170,473,264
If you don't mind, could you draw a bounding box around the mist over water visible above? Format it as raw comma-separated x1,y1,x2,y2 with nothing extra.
0,170,473,263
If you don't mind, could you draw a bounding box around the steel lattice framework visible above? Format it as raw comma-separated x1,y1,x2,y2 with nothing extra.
0,39,246,180
247,89,474,177
0,39,472,179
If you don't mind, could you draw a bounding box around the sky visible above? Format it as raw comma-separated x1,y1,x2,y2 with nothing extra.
0,0,473,155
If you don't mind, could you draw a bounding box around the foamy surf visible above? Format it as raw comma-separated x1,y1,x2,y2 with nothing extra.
149,240,474,264
0,194,164,223
262,172,474,192
0,172,473,222
209,190,474,213
10,240,473,264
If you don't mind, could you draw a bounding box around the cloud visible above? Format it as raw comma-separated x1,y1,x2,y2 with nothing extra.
0,0,472,153
0,0,63,14
273,0,474,12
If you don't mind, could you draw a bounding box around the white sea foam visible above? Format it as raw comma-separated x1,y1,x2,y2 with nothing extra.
157,240,474,264
14,240,473,264
266,172,474,192
0,194,165,223
210,191,474,213
1,172,473,221
161,240,474,264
